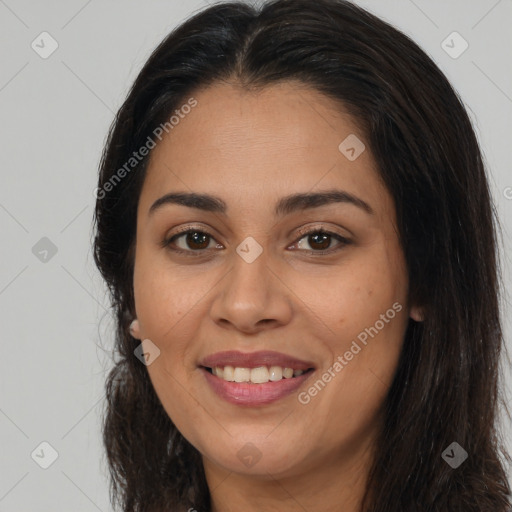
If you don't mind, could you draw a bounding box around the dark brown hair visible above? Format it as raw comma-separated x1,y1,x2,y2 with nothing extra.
93,0,512,510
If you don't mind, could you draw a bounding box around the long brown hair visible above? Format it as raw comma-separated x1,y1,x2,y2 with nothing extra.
93,1,512,510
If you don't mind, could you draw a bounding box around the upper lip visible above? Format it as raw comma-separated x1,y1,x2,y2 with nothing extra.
199,350,315,371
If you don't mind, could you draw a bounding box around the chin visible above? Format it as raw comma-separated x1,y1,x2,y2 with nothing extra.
199,433,307,477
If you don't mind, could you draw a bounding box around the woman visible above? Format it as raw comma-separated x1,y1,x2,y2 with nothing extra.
93,0,512,510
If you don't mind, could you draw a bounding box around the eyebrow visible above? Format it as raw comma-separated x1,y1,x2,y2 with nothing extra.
148,189,374,217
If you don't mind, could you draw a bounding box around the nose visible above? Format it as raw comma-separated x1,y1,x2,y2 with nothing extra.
209,248,293,335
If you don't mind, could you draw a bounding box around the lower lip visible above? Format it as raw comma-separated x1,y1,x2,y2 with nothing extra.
201,367,314,406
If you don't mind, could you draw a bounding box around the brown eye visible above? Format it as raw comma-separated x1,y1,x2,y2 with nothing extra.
294,229,351,254
180,231,211,250
304,232,331,250
163,229,220,254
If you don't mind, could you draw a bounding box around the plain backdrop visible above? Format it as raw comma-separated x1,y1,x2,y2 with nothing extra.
0,0,511,510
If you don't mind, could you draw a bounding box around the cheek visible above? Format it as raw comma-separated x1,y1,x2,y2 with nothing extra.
292,246,407,342
335,247,408,375
133,242,207,330
133,248,199,366
300,288,407,454
132,253,208,434
295,242,408,412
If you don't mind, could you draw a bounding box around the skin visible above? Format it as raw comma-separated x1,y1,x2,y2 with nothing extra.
131,80,423,512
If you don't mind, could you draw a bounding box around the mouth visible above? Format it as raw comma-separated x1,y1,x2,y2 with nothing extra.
198,350,316,406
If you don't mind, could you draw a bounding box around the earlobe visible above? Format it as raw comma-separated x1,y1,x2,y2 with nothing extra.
410,306,424,322
129,319,141,338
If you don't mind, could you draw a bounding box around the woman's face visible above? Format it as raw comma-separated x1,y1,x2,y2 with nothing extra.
132,81,421,480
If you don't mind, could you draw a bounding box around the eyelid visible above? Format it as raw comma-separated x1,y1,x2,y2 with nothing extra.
294,224,349,240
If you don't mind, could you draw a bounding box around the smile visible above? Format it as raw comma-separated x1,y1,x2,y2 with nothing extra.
204,365,313,384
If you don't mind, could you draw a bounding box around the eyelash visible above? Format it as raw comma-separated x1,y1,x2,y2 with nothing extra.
160,225,351,257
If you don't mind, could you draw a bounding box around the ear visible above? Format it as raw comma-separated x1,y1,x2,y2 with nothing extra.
129,319,141,339
409,305,424,322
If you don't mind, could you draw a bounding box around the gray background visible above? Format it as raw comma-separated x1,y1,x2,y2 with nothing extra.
0,0,511,510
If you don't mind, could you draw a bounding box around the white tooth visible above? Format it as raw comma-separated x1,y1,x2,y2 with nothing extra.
269,366,283,381
223,365,235,381
250,366,270,384
283,367,294,378
219,366,302,383
211,367,217,376
234,367,251,383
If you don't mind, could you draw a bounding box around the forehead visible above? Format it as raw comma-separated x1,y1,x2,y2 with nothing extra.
140,81,391,220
